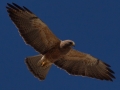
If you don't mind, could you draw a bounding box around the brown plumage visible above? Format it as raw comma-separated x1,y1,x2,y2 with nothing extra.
6,3,115,81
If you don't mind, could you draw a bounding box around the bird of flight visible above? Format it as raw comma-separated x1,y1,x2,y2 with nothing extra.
6,3,115,81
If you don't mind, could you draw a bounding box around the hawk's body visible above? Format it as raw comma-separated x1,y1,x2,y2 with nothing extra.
37,42,72,67
6,3,115,81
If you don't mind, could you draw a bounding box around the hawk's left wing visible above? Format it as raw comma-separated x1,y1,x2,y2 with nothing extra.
54,49,115,81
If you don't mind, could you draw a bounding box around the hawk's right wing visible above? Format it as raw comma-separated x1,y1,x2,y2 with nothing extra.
6,3,60,54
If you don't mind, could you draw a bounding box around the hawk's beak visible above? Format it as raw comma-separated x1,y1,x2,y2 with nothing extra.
72,42,75,47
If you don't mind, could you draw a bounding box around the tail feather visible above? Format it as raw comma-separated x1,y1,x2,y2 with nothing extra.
25,55,52,80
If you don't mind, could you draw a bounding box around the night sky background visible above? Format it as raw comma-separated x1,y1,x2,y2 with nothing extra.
1,0,120,90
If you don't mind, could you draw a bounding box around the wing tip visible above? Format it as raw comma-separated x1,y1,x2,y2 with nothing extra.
6,2,33,13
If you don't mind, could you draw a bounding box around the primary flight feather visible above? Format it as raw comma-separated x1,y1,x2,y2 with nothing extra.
6,3,115,81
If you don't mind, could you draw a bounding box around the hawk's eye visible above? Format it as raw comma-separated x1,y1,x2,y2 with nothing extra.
69,42,73,45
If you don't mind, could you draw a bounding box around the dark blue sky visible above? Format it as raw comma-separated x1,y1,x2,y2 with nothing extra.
1,0,120,90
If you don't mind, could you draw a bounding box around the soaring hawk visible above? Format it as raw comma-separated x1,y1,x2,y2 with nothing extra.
6,3,115,81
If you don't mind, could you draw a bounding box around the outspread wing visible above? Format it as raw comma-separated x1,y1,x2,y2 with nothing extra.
54,49,115,81
6,3,60,54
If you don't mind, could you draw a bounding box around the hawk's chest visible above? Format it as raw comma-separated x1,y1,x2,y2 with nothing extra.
44,48,64,62
44,47,71,63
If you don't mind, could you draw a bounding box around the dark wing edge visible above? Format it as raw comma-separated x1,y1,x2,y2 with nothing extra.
54,49,115,81
6,3,60,54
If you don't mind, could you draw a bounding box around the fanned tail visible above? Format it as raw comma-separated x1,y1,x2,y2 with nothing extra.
25,55,52,80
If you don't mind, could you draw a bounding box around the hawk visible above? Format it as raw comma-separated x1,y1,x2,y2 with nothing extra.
6,3,115,81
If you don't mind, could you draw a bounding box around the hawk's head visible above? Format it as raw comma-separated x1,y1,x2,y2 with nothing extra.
60,40,75,48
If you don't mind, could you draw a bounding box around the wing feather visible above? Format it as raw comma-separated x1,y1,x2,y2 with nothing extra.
6,3,60,54
54,49,115,81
